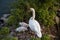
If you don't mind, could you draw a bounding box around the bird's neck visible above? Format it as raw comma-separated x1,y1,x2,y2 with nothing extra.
32,10,35,19
30,17,34,20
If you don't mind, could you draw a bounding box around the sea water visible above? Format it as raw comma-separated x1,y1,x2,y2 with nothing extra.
0,0,15,17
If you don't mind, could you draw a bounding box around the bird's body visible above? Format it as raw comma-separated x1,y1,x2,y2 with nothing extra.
29,17,42,38
29,8,42,38
29,18,41,32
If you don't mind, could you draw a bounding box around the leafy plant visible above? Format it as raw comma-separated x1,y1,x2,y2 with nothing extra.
0,27,10,36
7,0,57,27
30,37,41,40
37,9,56,27
1,37,18,40
30,34,51,40
41,34,51,40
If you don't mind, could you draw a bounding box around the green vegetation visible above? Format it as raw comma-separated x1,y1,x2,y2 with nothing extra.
7,0,60,27
30,34,51,40
41,34,51,40
1,37,18,40
0,27,10,36
38,9,56,27
0,0,60,40
30,37,41,40
0,27,18,40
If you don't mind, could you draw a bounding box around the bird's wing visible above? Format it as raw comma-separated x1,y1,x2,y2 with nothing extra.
29,20,38,31
29,20,42,38
29,20,41,33
33,20,41,32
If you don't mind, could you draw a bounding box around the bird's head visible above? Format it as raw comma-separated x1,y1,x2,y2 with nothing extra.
27,8,35,13
30,8,35,12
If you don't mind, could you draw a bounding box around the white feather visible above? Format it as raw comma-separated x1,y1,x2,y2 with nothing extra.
16,26,27,32
16,22,28,32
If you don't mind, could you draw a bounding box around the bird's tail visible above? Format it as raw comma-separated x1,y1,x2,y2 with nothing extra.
36,32,42,38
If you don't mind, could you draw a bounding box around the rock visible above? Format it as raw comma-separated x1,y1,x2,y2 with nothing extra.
0,19,4,28
9,31,16,37
1,14,10,22
55,16,59,24
57,9,60,17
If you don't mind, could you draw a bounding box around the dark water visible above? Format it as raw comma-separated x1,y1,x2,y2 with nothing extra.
0,0,15,17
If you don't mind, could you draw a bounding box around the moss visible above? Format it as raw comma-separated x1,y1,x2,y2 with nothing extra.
0,27,10,36
41,34,51,40
30,37,41,40
1,37,18,40
30,34,51,40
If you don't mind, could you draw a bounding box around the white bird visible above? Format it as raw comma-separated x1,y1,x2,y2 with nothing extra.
29,8,42,38
16,22,28,32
